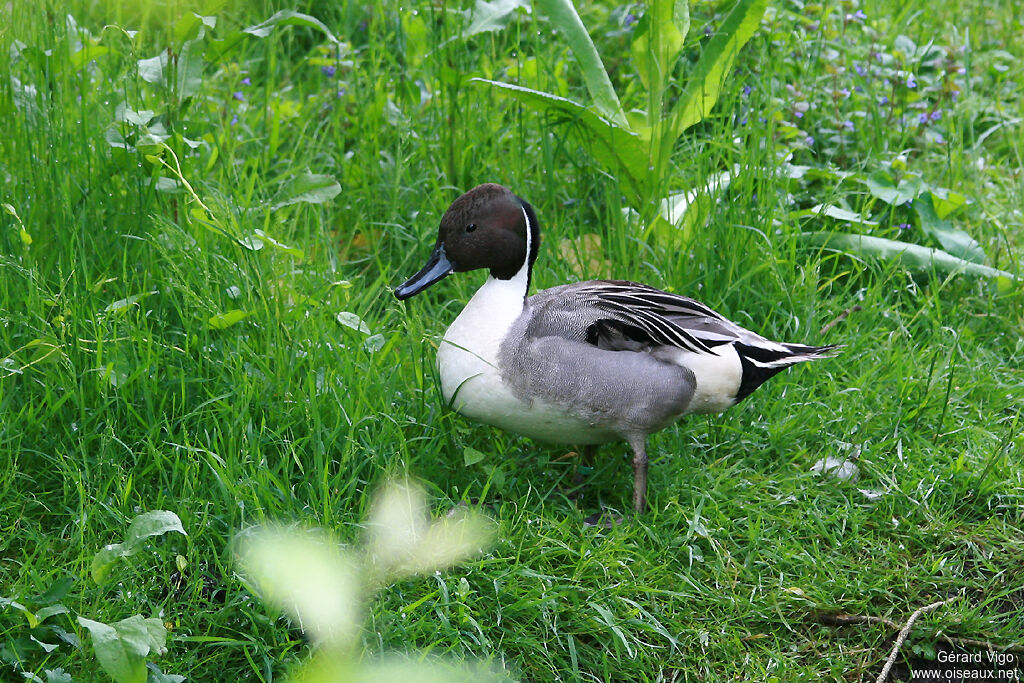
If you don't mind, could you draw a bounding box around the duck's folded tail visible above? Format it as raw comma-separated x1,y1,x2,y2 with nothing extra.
733,342,842,402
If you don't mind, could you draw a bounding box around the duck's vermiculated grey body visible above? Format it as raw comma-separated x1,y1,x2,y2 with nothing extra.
396,183,840,513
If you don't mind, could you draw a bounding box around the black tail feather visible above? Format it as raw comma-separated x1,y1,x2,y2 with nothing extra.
734,342,841,403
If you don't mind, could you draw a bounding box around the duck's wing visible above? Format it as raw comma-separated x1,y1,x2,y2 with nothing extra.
529,280,841,359
526,280,743,355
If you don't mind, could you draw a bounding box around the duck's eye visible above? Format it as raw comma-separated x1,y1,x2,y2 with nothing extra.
465,223,477,233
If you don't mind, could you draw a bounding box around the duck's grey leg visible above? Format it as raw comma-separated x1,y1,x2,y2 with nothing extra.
629,436,648,513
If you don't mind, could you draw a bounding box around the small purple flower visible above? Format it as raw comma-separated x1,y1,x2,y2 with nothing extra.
880,95,889,105
906,73,917,88
241,77,251,86
897,223,911,230
854,9,867,20
804,135,815,146
230,114,238,126
842,120,855,131
930,109,942,121
795,111,803,118
951,89,960,102
624,13,637,27
232,91,244,101
854,62,867,77
739,116,748,126
337,88,347,98
917,112,929,124
806,21,819,32
321,64,336,77
837,88,851,99
704,25,713,37
934,132,945,144
855,85,864,93
742,85,752,97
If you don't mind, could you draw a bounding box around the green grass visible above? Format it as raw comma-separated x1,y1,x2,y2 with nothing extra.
1,0,1022,681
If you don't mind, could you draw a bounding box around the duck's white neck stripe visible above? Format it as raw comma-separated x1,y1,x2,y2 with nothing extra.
512,205,533,294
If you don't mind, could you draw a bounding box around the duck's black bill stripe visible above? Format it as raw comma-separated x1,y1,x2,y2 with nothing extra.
395,244,455,300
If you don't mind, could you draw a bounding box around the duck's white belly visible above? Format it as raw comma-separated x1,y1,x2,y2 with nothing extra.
437,277,617,445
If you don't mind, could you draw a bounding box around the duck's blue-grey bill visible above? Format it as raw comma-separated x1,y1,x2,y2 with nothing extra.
395,244,454,300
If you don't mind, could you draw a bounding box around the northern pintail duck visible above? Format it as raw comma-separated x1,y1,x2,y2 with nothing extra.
395,183,839,513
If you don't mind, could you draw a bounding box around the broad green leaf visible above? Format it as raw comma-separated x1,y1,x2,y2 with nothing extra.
271,172,341,210
207,309,249,330
796,204,878,225
462,0,530,40
104,291,157,315
91,511,187,585
118,511,165,543
0,596,38,628
176,38,205,100
864,170,926,206
364,480,494,582
44,669,73,683
238,527,359,648
665,0,766,140
930,187,970,219
336,311,371,335
252,229,303,258
68,45,110,70
78,615,167,683
136,54,165,84
535,0,627,126
293,651,512,683
34,576,75,605
237,234,265,251
91,516,184,581
463,447,487,466
474,80,649,202
207,9,340,62
34,604,70,623
116,105,155,127
800,231,1016,285
914,193,986,263
242,10,339,44
631,0,689,92
31,636,60,653
147,665,186,683
364,334,386,353
173,12,216,48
